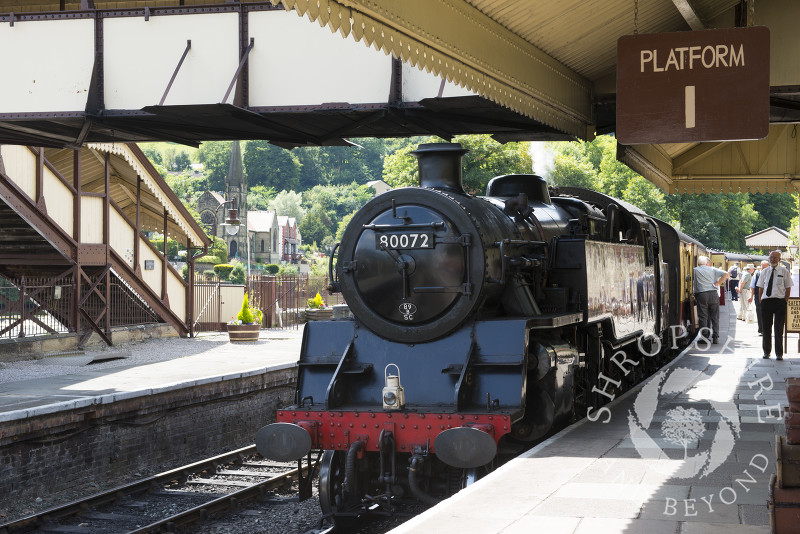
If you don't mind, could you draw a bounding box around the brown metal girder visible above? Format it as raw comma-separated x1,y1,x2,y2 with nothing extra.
78,264,111,308
78,307,112,347
0,121,82,146
109,248,188,336
0,173,77,262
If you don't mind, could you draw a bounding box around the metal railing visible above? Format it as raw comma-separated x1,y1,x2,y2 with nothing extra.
0,274,74,339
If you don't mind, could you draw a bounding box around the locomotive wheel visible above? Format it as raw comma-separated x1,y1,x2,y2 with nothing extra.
319,450,361,527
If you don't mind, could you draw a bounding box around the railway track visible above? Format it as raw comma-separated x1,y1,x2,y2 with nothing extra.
0,446,320,534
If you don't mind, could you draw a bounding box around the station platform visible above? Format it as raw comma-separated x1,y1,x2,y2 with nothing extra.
392,300,800,534
0,327,305,421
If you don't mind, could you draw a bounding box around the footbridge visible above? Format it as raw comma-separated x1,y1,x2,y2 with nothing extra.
0,142,210,345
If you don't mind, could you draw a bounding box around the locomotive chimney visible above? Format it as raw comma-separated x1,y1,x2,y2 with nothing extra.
411,143,469,194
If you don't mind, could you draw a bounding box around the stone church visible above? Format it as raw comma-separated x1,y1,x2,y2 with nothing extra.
196,141,293,265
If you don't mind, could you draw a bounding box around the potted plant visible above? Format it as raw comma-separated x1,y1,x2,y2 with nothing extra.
228,292,263,342
304,292,333,321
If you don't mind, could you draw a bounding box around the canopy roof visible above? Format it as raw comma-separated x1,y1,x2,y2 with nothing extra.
1,0,799,193
745,226,790,248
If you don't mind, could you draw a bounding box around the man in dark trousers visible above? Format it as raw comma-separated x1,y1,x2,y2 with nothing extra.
749,260,769,335
757,250,793,360
693,256,729,343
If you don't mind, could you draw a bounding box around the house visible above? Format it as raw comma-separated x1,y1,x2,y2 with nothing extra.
277,215,302,263
248,210,281,264
366,179,391,196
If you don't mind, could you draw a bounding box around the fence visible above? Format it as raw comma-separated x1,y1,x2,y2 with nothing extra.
0,274,74,339
193,274,345,332
0,270,161,341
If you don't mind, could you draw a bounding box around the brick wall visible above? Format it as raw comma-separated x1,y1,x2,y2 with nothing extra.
0,367,296,502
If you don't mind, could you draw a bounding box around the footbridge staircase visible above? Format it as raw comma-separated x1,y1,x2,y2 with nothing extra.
0,143,210,346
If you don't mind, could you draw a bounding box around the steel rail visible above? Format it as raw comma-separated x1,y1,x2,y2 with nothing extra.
0,444,310,534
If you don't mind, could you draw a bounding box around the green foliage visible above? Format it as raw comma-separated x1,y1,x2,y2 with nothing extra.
265,264,280,274
196,141,233,191
545,135,776,252
269,190,306,221
214,263,235,280
203,269,216,280
209,237,228,264
336,211,356,241
382,135,531,194
150,237,184,258
299,205,334,246
247,185,277,210
548,149,599,189
243,140,302,190
229,264,245,284
235,292,262,324
164,171,208,206
180,264,189,281
142,146,163,166
750,193,798,231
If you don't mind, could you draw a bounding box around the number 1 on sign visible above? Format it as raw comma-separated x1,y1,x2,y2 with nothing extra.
685,85,696,128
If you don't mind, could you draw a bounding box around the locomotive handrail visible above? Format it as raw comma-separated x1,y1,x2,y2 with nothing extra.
362,222,445,230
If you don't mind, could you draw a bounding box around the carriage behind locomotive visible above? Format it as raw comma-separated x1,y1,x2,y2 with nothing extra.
256,143,708,523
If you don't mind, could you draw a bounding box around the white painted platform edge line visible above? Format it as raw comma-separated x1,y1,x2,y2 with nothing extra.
388,336,701,534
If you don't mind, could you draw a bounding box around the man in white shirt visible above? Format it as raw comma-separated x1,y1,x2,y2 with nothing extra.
756,250,793,360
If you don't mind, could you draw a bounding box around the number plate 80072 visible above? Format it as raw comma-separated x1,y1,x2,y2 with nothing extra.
375,232,433,250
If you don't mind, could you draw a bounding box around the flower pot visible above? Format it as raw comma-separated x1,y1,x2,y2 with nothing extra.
305,308,334,321
227,323,261,342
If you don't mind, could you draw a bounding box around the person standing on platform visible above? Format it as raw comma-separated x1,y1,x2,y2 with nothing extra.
749,260,769,335
728,262,740,301
693,256,729,344
757,250,793,360
737,264,755,321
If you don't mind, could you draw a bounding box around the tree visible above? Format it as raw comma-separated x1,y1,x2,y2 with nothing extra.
302,183,373,220
665,194,759,250
247,185,277,211
269,190,306,221
750,193,798,231
243,140,301,191
196,141,233,191
382,135,532,193
336,211,356,241
661,406,705,459
299,205,334,246
548,150,599,189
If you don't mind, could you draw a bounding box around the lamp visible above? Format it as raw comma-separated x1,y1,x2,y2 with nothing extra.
212,198,240,238
788,244,798,260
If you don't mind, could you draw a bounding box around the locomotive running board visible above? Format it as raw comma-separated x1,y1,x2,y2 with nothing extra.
527,313,583,329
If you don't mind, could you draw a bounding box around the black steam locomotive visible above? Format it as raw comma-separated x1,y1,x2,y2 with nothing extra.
256,143,704,524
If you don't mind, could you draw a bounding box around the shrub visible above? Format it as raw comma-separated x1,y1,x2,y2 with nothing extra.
203,270,216,280
229,264,245,284
237,292,254,323
214,263,234,280
265,264,280,275
234,292,263,325
180,264,189,281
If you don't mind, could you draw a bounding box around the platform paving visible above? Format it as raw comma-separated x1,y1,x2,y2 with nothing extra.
392,299,800,534
0,327,304,422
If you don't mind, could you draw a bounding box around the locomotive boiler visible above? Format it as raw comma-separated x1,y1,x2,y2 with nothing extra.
256,143,702,524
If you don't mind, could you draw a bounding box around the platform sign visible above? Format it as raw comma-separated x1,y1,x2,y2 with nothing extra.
617,27,770,145
786,297,800,333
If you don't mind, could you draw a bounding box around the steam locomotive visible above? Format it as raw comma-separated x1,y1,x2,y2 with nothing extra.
256,143,705,524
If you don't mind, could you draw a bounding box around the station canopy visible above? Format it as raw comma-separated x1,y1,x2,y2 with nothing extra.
1,0,799,194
